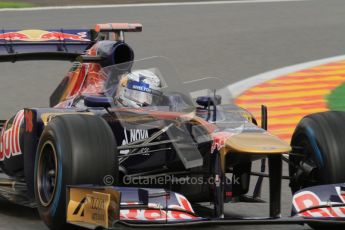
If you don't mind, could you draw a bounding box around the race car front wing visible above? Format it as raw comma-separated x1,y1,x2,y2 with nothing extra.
66,185,345,229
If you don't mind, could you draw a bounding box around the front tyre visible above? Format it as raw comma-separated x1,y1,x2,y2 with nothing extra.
290,111,345,230
290,111,345,193
34,114,118,230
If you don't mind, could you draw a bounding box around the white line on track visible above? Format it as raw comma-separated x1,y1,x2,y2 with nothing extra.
227,55,345,97
0,0,309,12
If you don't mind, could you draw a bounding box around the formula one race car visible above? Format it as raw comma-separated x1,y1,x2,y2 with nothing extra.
0,23,344,230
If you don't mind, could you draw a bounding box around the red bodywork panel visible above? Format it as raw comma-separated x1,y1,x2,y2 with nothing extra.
51,42,106,108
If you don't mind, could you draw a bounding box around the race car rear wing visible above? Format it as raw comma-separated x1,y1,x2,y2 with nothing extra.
0,23,142,62
0,29,93,62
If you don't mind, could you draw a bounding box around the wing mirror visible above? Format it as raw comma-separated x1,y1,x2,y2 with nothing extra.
196,95,222,108
84,96,113,108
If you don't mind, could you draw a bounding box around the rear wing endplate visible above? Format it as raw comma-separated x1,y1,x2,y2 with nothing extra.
94,23,142,33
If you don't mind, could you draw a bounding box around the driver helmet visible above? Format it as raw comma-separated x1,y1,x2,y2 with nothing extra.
115,69,162,107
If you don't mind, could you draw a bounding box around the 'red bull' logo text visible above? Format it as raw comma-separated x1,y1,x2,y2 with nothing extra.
0,110,24,161
293,191,345,218
0,30,90,42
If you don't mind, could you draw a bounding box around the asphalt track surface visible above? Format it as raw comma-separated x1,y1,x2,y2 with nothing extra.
0,0,345,229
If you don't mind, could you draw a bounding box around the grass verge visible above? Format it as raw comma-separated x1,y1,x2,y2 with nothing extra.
0,1,33,8
327,83,345,111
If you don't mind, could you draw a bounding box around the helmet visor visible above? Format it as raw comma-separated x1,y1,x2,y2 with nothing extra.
123,88,153,106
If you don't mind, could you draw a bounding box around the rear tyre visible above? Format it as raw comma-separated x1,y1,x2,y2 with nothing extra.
290,111,345,230
34,114,118,230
